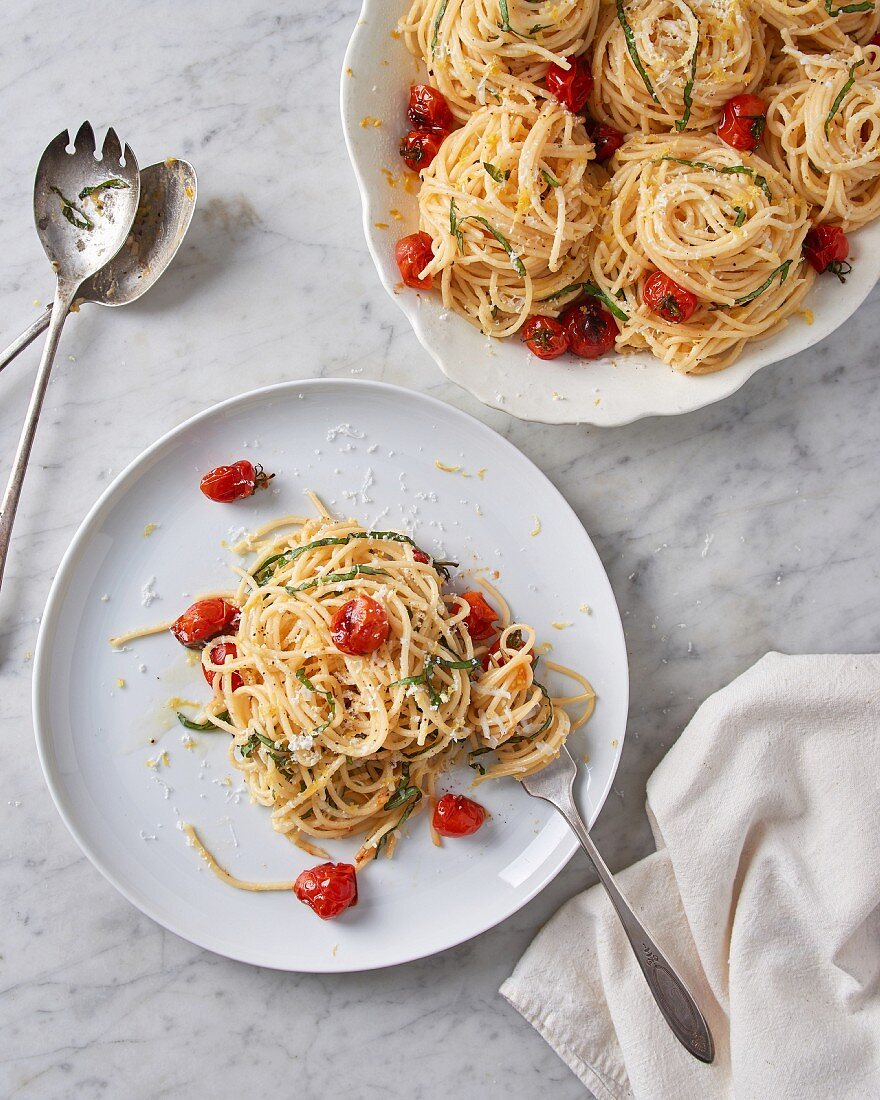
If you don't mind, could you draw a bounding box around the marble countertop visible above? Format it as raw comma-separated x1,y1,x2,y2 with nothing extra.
2,2,879,1097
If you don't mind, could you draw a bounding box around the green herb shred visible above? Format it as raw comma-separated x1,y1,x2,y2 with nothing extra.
285,564,389,593
540,167,561,188
675,15,699,132
825,60,863,138
78,178,129,200
540,281,630,322
733,206,747,227
657,157,772,202
824,0,874,14
483,161,510,183
450,199,526,276
176,709,230,732
49,186,93,230
430,0,449,56
711,260,793,310
295,667,336,734
617,0,659,103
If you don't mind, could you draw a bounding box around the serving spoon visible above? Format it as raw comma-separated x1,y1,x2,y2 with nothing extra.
522,745,715,1064
0,123,140,594
0,157,197,376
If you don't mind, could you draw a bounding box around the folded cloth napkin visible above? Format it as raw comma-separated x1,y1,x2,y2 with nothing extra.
501,653,880,1100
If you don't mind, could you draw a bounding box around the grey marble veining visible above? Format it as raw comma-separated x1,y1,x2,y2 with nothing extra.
1,2,879,1098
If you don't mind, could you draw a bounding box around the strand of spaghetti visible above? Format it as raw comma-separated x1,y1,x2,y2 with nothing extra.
183,824,296,891
110,620,176,647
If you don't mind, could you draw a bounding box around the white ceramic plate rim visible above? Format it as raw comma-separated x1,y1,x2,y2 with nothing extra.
32,379,629,971
340,0,880,426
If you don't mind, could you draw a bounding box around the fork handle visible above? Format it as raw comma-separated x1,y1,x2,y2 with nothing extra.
0,282,75,593
0,307,52,376
554,794,715,1064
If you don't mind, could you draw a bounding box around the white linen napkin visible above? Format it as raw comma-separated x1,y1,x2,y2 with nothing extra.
501,653,880,1099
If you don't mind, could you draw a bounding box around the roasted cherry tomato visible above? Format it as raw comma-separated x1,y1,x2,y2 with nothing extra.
399,128,447,173
293,862,358,920
561,299,619,359
407,83,454,132
433,793,486,837
331,595,390,656
545,56,593,114
200,460,273,503
413,548,430,563
481,629,525,671
803,224,850,280
872,34,880,46
588,121,625,163
203,641,243,692
643,271,698,324
521,315,569,360
717,94,767,151
460,590,499,641
171,598,240,649
395,232,434,289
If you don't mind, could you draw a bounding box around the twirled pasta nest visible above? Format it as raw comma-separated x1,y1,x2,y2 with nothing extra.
763,43,880,231
418,100,603,336
752,0,880,53
589,0,767,135
589,134,814,373
401,0,600,121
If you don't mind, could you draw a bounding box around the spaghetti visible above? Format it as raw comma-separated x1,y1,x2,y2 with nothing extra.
180,497,593,869
401,0,601,122
590,0,768,136
752,0,880,53
418,100,603,335
587,134,814,372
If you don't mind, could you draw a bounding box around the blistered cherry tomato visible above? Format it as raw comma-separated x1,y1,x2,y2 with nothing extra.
717,95,767,151
643,271,698,324
171,598,240,649
460,591,498,641
331,595,390,656
803,224,850,280
395,232,434,289
521,315,569,360
399,129,447,172
545,56,593,114
293,862,358,920
203,641,243,692
588,121,625,163
433,793,486,837
481,629,525,671
561,300,619,359
872,34,880,46
413,549,430,564
200,460,273,503
407,84,454,132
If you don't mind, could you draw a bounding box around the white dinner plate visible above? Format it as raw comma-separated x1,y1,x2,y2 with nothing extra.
340,0,880,426
34,379,628,972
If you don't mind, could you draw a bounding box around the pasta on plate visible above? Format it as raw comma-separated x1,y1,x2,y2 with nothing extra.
390,0,880,374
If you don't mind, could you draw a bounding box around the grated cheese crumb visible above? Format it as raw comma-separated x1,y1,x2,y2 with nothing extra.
143,523,158,537
551,621,573,630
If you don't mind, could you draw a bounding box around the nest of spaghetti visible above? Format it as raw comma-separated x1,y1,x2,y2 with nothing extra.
401,0,600,122
589,0,767,135
198,511,594,869
418,99,604,336
588,133,815,373
753,0,880,53
762,41,880,232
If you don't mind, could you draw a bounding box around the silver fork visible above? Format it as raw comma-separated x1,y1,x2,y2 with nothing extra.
0,123,140,594
522,745,715,1063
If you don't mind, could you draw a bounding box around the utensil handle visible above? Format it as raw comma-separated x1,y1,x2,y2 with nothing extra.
555,794,715,1064
0,284,74,592
0,307,52,376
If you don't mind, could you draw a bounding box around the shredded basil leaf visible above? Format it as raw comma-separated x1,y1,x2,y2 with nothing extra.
540,167,561,188
255,531,442,586
483,161,510,183
295,667,336,734
384,763,422,810
450,199,526,276
675,15,699,132
657,157,772,202
377,790,423,852
824,0,874,14
430,0,448,56
49,185,93,230
710,260,793,310
825,60,862,138
78,178,129,200
468,746,494,774
617,0,659,103
285,565,389,593
540,281,630,322
176,709,229,732
733,206,747,227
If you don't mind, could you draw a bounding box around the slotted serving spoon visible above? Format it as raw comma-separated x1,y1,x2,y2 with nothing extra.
0,123,140,594
521,745,715,1063
0,158,197,376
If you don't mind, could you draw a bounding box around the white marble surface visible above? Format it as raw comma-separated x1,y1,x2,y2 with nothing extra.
1,2,878,1097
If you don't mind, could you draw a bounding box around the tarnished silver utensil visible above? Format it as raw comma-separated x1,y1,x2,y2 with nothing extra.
521,744,715,1064
0,123,140,593
0,158,197,375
